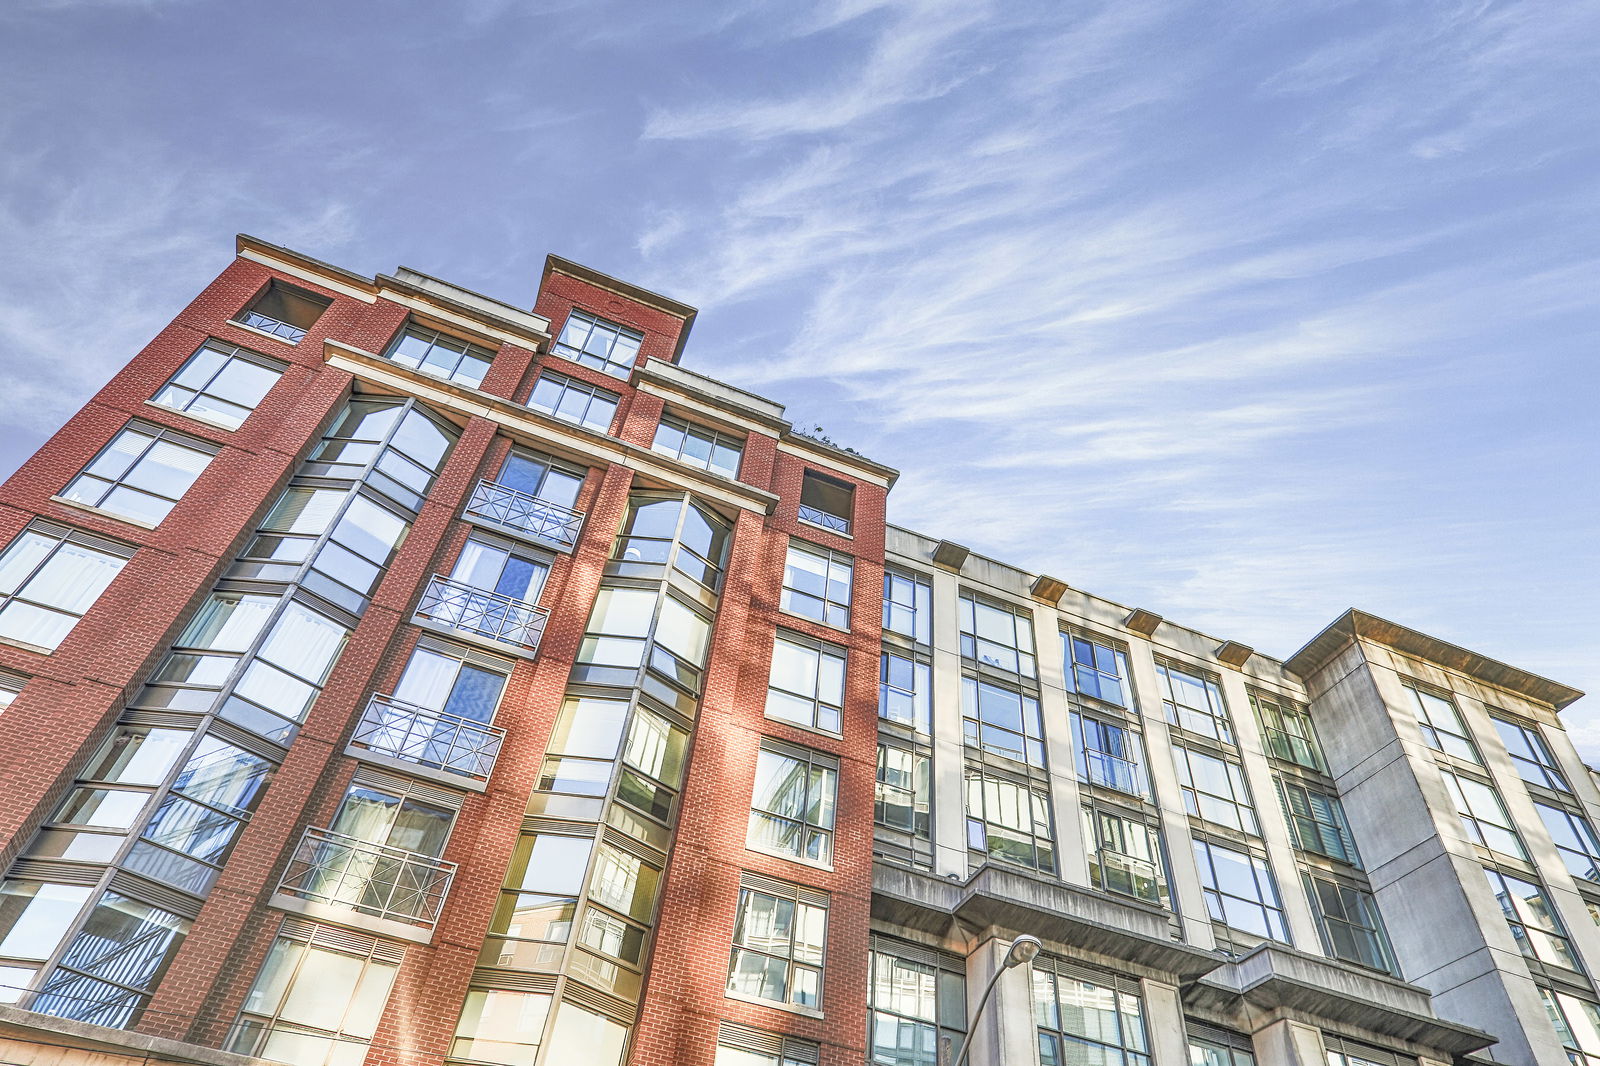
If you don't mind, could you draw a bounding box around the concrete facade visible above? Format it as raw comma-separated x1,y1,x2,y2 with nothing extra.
0,236,1588,1066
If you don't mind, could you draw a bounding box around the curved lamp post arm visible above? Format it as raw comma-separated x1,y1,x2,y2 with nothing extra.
945,935,1043,1066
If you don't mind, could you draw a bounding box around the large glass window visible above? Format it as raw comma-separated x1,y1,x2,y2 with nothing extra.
1192,838,1289,943
1173,747,1259,835
965,769,1055,873
538,695,628,797
959,594,1036,676
151,339,284,429
727,882,827,1010
1304,874,1393,973
1495,717,1569,792
496,449,585,511
1073,713,1148,797
1403,684,1481,763
1064,633,1131,708
748,742,838,866
1541,988,1600,1066
962,676,1044,767
1484,867,1581,972
529,371,619,432
0,881,94,1004
482,832,594,970
384,323,495,388
882,568,931,644
876,744,931,844
766,634,846,734
0,525,128,650
553,309,643,377
1536,802,1600,882
124,736,273,893
228,927,400,1066
60,423,216,525
1277,779,1360,865
1157,662,1231,743
869,942,965,1066
612,494,731,590
652,415,742,479
543,1001,628,1066
1440,770,1527,860
1032,963,1148,1066
305,399,458,513
451,988,552,1065
233,279,330,343
28,893,190,1028
880,651,931,733
1252,691,1323,771
391,643,509,726
781,540,853,629
1083,807,1169,907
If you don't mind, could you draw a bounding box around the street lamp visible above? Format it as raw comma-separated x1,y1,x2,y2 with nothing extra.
947,934,1043,1066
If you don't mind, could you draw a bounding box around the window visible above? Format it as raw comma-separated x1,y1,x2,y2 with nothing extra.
1495,717,1569,792
1541,988,1600,1066
880,651,931,733
451,988,552,1065
781,540,853,629
575,585,713,694
1064,633,1131,707
717,1023,820,1066
748,742,838,866
1304,874,1393,973
390,641,510,728
1324,1037,1411,1066
496,449,585,512
1157,662,1231,743
1440,770,1526,859
60,422,216,525
965,769,1055,873
868,941,965,1066
553,309,643,377
1188,1031,1255,1066
1082,806,1169,907
384,323,495,388
1252,691,1323,771
1032,963,1148,1066
652,415,742,478
27,893,190,1029
528,371,619,432
766,634,845,734
482,831,593,970
543,1001,628,1066
612,494,731,590
0,673,22,712
1483,867,1581,971
0,524,129,650
1277,779,1360,865
1073,713,1149,797
727,877,827,1010
883,568,931,644
959,594,1036,676
962,676,1045,767
538,695,628,796
300,492,413,614
227,924,401,1066
0,881,94,1004
233,279,331,343
303,399,458,513
876,744,931,843
1536,802,1600,882
1192,838,1290,942
449,535,551,604
616,705,690,823
798,471,853,535
1173,747,1259,835
419,534,552,649
1403,684,1481,763
152,339,284,429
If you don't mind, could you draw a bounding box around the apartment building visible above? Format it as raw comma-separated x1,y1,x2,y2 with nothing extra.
0,235,1590,1066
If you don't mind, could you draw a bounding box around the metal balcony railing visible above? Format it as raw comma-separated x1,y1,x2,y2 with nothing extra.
464,479,584,551
277,827,456,928
235,311,307,343
349,693,506,783
1096,850,1163,904
414,574,549,651
1082,751,1145,796
797,503,850,535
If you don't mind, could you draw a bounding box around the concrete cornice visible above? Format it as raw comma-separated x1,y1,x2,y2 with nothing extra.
1285,609,1584,710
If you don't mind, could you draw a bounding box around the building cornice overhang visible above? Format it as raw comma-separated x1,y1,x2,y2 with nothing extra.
1285,609,1583,710
872,863,1223,981
1184,945,1496,1057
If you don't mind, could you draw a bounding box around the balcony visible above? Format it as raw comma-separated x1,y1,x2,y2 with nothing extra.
464,479,584,552
348,693,506,785
277,827,455,929
1081,751,1146,797
414,574,549,653
797,503,849,536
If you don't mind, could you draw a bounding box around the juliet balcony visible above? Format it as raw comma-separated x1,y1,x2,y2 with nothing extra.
414,574,549,654
463,478,584,552
276,827,456,932
347,692,505,788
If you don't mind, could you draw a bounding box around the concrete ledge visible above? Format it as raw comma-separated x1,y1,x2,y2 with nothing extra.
1125,608,1163,636
0,1005,276,1066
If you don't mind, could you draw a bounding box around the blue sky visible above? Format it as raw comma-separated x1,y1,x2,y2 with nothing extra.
2,1,1596,754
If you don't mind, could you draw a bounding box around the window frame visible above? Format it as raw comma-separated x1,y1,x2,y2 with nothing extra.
797,470,854,536
1173,745,1260,835
528,370,620,433
964,766,1056,874
1082,804,1170,908
150,338,285,430
1483,866,1582,973
651,413,744,479
1031,960,1149,1066
764,632,847,736
1302,871,1395,973
231,279,331,344
1251,689,1324,771
1156,660,1232,744
1191,836,1291,944
1402,682,1482,764
0,522,132,652
382,321,496,389
882,567,932,645
1276,778,1361,866
1493,714,1570,793
1072,712,1149,798
1063,631,1132,708
726,877,829,1013
552,308,644,378
59,421,218,527
958,592,1036,677
747,740,839,868
780,539,854,630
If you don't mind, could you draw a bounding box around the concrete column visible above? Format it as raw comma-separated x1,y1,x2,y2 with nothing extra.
963,934,1037,1066
1251,1019,1326,1066
930,566,969,878
1140,977,1188,1066
1031,601,1088,887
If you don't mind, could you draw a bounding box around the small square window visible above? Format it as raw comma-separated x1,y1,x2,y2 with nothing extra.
232,280,331,344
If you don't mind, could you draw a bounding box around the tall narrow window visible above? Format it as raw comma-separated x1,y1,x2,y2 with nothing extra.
1073,713,1149,798
233,279,331,343
1541,988,1600,1066
1173,746,1259,835
965,769,1055,874
962,676,1045,768
727,878,827,1010
959,594,1036,677
151,339,284,429
1494,717,1569,792
782,540,854,629
1252,691,1323,771
384,322,495,388
1536,802,1600,882
1192,838,1289,943
538,695,629,796
880,651,931,733
1064,633,1131,708
554,309,643,377
1082,807,1169,907
1277,779,1360,865
798,471,853,535
0,524,130,650
1403,684,1481,764
748,742,838,866
868,941,965,1066
482,831,594,970
1157,662,1231,743
1032,963,1148,1066
1483,868,1581,971
529,371,619,432
1440,770,1527,860
60,423,216,525
766,634,846,734
0,880,95,1004
882,568,932,644
1303,874,1394,973
875,744,931,846
653,415,742,478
